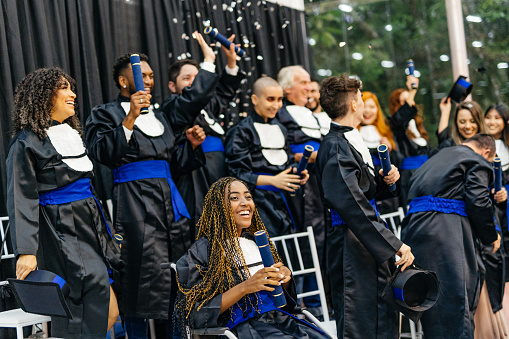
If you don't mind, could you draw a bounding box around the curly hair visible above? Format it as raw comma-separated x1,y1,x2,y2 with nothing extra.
360,91,396,150
176,177,281,329
11,67,81,139
112,53,149,89
319,74,362,120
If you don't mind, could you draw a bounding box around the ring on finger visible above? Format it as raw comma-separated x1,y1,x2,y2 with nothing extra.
287,183,291,187
140,98,143,104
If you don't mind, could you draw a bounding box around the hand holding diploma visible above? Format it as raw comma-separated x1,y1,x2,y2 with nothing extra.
378,144,399,190
379,165,400,187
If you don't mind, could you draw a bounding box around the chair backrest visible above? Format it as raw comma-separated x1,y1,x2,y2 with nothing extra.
271,227,330,322
380,207,405,239
0,217,14,260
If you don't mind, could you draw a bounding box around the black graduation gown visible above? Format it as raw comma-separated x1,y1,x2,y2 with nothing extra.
389,103,430,207
175,237,327,339
276,99,325,255
85,95,204,319
160,69,243,230
225,112,295,237
315,123,403,339
7,124,123,339
401,145,499,339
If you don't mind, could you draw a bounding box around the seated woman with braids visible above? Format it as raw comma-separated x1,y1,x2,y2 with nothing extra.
175,177,328,338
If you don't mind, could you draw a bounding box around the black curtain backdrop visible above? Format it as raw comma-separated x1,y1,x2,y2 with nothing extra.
0,0,312,218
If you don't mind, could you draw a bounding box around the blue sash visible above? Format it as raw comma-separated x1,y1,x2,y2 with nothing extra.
255,173,296,231
407,195,467,217
290,140,320,154
226,291,327,337
112,160,190,221
39,178,113,239
331,199,379,228
400,155,428,170
201,136,224,153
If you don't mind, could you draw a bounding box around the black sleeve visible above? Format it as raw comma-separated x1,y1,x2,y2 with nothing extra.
390,103,418,132
170,141,206,177
465,163,498,245
6,137,40,256
205,70,244,120
225,125,259,191
320,141,403,262
159,69,220,132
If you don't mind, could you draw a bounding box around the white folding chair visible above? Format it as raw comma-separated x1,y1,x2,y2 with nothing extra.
0,216,51,339
379,209,423,339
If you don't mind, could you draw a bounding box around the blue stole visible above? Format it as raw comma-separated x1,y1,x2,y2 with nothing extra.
226,291,327,337
112,160,190,221
201,136,224,153
371,154,381,166
400,155,428,170
255,173,296,231
331,199,379,228
407,195,467,217
39,178,113,239
290,140,320,154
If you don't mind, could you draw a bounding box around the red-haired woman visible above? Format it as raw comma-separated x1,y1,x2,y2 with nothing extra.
360,91,400,213
389,75,430,207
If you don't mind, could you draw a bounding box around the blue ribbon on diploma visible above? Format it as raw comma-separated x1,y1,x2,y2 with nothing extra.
377,144,396,192
129,54,149,114
254,230,286,308
494,157,502,193
204,26,245,57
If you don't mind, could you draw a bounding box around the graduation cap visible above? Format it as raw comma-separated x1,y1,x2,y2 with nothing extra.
8,270,72,318
448,75,473,103
381,264,439,323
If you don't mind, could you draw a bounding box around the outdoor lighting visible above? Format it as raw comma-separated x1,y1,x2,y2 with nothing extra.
338,4,353,12
309,38,316,46
317,69,332,76
339,41,346,47
440,55,450,62
352,52,363,60
472,41,483,48
414,70,421,78
466,15,482,23
381,60,394,68
385,24,393,32
498,62,509,69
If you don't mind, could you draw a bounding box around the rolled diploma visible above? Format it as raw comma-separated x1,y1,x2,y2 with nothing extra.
377,144,396,192
494,157,502,193
253,230,286,308
203,26,245,57
129,54,149,114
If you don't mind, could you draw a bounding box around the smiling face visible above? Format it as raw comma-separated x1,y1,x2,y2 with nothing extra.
362,98,378,125
485,109,505,140
285,68,311,107
226,181,255,236
171,64,199,94
306,81,320,111
121,60,154,96
456,109,479,139
252,86,284,122
51,78,76,123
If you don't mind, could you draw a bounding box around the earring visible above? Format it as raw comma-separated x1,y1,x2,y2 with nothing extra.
123,85,127,88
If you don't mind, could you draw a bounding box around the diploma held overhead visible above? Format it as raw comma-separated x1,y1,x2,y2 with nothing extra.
204,26,245,57
130,54,149,114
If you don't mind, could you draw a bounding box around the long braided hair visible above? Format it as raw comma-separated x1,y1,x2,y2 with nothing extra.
176,177,281,327
11,67,81,139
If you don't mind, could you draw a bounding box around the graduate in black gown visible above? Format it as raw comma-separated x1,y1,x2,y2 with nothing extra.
175,177,329,339
85,54,205,338
401,134,502,339
315,75,415,339
7,68,122,338
160,32,243,232
225,77,309,237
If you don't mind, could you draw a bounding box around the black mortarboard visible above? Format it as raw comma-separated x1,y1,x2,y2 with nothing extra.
8,270,72,318
448,76,473,103
381,264,439,323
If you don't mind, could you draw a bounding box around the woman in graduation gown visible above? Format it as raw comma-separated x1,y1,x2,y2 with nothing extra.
225,77,308,238
85,53,205,334
7,68,122,338
388,76,430,207
175,177,329,338
315,75,414,338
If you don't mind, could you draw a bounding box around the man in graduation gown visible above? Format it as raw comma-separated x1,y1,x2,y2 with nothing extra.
85,53,205,338
401,134,502,339
276,65,326,313
307,79,331,136
316,74,414,339
159,32,243,233
225,77,308,238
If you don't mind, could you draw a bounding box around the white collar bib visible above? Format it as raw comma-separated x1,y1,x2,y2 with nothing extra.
46,124,93,172
253,122,288,166
120,102,165,137
286,105,322,139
